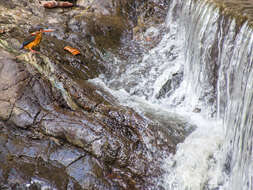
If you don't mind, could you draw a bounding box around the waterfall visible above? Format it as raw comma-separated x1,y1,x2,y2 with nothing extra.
173,0,253,189
90,0,253,189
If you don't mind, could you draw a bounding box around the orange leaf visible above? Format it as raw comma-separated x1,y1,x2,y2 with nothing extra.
64,46,80,55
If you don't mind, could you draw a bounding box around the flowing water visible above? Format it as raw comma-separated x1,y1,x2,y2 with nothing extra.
90,0,253,189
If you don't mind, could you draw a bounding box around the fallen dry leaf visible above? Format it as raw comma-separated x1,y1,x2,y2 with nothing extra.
64,46,80,55
0,30,4,34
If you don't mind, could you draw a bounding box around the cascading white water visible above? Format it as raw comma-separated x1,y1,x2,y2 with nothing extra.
220,19,253,190
90,0,253,189
178,0,253,189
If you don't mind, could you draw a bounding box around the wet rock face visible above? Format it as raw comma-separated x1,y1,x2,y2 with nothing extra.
0,50,31,123
0,47,175,189
69,13,129,50
69,0,138,50
0,121,84,189
0,0,184,189
156,72,184,99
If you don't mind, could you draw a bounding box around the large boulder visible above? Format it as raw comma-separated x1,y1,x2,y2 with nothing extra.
0,45,176,189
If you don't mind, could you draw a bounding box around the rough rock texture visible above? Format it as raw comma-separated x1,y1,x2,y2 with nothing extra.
0,47,176,189
0,0,190,189
0,121,84,189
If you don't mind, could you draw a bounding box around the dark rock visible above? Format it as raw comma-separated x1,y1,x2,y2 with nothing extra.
0,49,30,121
66,156,109,190
69,0,143,50
0,122,83,189
49,145,85,167
68,13,129,49
156,72,183,99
